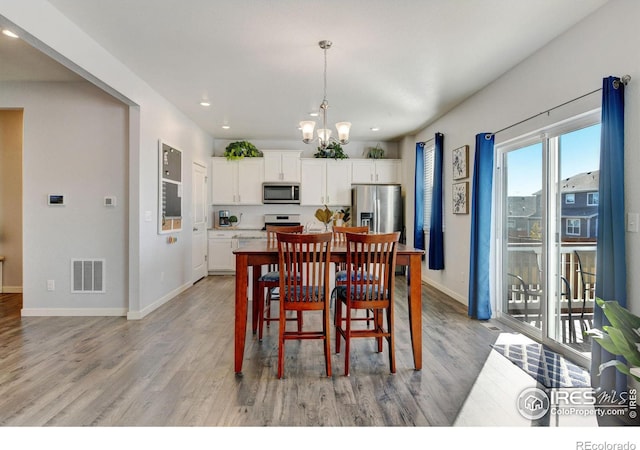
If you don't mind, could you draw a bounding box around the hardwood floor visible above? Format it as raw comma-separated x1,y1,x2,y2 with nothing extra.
0,276,513,426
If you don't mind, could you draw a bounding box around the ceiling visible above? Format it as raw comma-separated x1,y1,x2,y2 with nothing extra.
1,0,609,142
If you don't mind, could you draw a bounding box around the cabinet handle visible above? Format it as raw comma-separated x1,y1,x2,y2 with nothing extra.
327,195,330,204
376,173,379,181
370,174,373,181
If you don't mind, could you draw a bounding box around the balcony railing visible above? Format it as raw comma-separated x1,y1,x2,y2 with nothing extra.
504,242,596,345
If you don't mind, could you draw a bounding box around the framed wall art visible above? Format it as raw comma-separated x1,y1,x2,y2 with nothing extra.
452,181,469,214
452,145,469,180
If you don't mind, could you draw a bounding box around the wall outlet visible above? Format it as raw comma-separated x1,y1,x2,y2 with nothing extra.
47,280,55,291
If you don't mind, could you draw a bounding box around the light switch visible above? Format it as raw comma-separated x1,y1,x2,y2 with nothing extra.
144,211,153,222
627,212,639,233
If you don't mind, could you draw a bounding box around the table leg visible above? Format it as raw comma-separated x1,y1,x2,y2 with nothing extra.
235,254,249,374
408,254,422,370
251,265,261,334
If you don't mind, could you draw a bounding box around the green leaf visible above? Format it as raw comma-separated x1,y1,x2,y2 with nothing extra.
593,333,622,356
605,326,640,367
598,298,640,331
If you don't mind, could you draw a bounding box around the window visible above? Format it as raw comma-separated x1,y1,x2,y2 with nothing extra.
498,114,600,361
422,143,435,232
587,192,599,205
566,218,581,235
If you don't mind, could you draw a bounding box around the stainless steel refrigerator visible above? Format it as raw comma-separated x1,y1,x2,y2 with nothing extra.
351,184,403,234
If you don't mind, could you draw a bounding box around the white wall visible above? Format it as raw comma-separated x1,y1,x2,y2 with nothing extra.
0,82,128,313
402,0,640,316
0,1,214,317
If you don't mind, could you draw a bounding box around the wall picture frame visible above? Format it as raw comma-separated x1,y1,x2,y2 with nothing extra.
452,181,469,214
452,145,469,180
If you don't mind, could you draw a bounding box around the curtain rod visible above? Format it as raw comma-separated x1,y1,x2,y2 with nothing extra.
417,136,436,146
490,74,631,137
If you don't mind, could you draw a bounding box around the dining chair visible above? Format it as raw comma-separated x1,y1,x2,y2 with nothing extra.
257,225,305,341
276,231,333,378
331,226,372,326
332,226,370,283
335,231,400,376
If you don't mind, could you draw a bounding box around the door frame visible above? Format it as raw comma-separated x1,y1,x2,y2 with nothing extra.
191,161,208,283
494,110,601,368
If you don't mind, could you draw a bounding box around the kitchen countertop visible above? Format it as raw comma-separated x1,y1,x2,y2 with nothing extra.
208,227,266,239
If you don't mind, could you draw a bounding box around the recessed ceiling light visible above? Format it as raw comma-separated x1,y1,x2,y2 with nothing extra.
199,101,211,107
2,29,19,38
309,112,319,117
221,125,230,130
370,127,380,132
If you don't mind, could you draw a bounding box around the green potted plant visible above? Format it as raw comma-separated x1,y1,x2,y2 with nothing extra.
224,141,262,160
586,298,640,382
229,215,239,227
366,144,384,159
314,142,348,160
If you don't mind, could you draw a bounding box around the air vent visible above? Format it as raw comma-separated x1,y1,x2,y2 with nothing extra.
71,259,105,293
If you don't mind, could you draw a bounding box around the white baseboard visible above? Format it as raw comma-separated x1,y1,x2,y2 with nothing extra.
126,281,191,320
21,307,127,317
1,286,23,294
421,276,467,306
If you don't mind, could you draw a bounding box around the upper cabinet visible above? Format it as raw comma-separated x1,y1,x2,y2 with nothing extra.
300,159,351,206
210,157,264,205
351,159,400,184
263,150,302,182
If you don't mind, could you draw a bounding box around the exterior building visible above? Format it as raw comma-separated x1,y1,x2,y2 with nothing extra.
509,170,599,243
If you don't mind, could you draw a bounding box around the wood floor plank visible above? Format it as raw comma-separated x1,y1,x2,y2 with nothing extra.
0,276,506,426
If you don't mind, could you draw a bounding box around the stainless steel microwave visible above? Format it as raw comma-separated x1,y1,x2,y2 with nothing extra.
262,182,300,204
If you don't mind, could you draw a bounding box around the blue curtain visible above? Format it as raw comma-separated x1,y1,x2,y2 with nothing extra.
429,133,445,269
468,133,494,320
592,76,627,393
414,142,425,251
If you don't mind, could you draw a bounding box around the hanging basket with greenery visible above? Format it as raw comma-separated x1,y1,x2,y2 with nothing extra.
224,141,262,160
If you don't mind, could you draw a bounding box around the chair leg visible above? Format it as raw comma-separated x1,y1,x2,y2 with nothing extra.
375,309,383,352
258,286,270,341
335,298,341,355
344,306,351,376
277,306,286,379
387,304,396,374
323,307,332,377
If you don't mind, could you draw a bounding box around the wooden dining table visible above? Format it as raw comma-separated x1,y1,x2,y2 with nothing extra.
233,239,425,374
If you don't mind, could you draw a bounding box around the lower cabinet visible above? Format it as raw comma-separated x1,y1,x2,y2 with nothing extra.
208,233,238,273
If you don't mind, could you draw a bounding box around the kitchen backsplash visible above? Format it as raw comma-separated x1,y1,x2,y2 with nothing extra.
209,205,349,230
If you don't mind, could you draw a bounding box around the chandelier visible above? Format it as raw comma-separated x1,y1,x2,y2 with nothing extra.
300,40,351,150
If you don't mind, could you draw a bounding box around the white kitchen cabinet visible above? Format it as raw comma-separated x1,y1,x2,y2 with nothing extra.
210,157,264,205
263,150,301,182
300,159,351,206
208,231,238,273
351,159,400,184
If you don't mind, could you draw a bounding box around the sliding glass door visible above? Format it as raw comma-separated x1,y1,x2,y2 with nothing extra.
498,116,600,362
